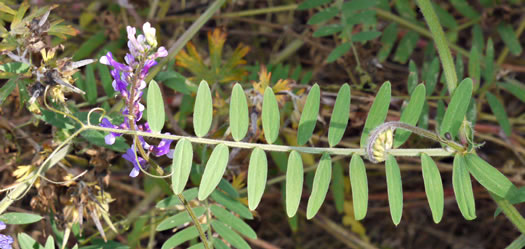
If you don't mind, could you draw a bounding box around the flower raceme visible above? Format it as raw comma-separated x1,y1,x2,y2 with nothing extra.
99,22,171,177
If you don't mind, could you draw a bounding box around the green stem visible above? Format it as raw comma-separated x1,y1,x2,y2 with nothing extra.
491,193,525,234
415,0,458,93
86,125,454,158
178,194,210,249
145,0,227,83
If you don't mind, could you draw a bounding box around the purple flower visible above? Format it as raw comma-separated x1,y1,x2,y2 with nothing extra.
151,137,173,157
99,52,132,72
100,118,122,145
0,221,13,249
100,22,172,177
122,145,147,177
140,60,157,79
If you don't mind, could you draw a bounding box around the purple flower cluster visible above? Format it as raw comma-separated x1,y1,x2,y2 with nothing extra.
0,222,13,249
99,22,172,177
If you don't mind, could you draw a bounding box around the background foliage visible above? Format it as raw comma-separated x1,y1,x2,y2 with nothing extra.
0,0,524,248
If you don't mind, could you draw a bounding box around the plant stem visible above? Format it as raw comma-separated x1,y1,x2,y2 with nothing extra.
491,193,525,235
145,0,227,83
85,125,454,158
415,0,458,93
177,194,210,249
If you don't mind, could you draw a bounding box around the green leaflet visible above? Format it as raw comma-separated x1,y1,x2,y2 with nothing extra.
465,153,513,198
247,147,268,210
497,23,523,56
298,0,332,10
440,78,473,138
161,224,209,249
147,80,165,133
331,162,345,213
187,243,204,249
198,144,229,200
455,55,464,80
307,7,338,25
498,81,525,103
96,61,115,96
306,153,332,219
450,0,480,19
18,233,43,249
229,83,249,141
210,190,253,219
298,83,321,145
360,81,391,147
326,42,351,63
486,93,512,136
211,220,251,249
328,83,351,147
385,155,403,225
171,138,193,194
483,39,495,84
394,84,426,148
352,31,382,43
342,0,379,13
286,151,304,217
156,188,198,209
262,87,280,144
377,23,398,62
85,64,98,105
0,212,42,225
420,154,444,223
452,154,476,220
313,24,343,37
193,80,213,137
468,46,481,90
472,24,484,52
423,57,440,96
349,154,368,220
213,239,230,249
44,236,54,249
406,60,418,94
210,205,257,239
156,207,206,231
393,31,419,64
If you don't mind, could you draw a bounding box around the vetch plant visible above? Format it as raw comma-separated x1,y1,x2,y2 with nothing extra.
0,0,524,248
